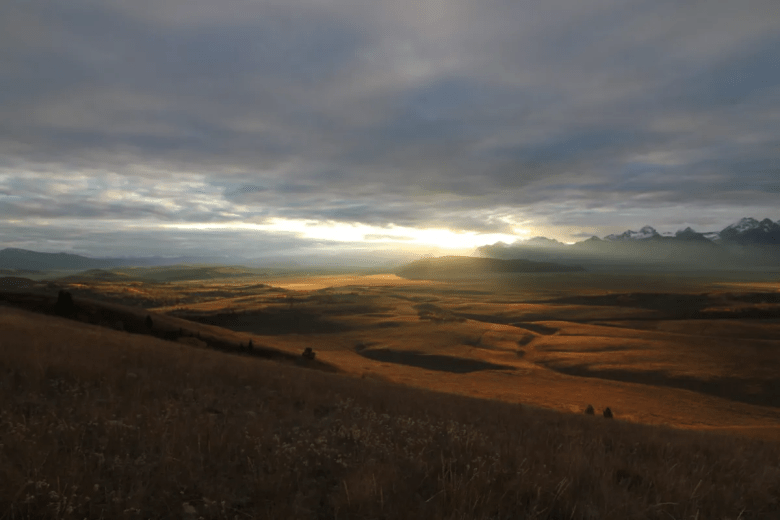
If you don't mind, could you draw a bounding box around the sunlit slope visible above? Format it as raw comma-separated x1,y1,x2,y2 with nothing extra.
127,274,780,440
7,271,780,442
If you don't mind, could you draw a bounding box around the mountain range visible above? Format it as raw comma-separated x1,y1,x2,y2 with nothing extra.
598,218,780,246
0,248,230,272
478,217,780,271
509,218,780,247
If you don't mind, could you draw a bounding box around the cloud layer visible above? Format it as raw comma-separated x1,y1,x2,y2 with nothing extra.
1,0,778,256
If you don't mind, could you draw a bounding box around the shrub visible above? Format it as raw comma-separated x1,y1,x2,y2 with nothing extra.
55,290,75,316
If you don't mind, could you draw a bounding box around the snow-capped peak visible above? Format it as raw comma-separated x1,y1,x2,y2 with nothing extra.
604,226,660,241
701,232,722,242
759,218,777,231
722,217,760,234
715,217,780,244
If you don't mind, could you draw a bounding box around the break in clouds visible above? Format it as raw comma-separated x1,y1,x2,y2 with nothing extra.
1,0,779,257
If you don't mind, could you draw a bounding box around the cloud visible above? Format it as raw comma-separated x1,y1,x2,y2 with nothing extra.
1,0,778,255
0,222,314,260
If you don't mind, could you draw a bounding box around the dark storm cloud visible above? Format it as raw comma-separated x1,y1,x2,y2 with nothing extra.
667,37,780,109
1,0,779,254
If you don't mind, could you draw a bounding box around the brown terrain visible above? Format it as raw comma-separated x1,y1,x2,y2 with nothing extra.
1,268,779,518
17,269,778,438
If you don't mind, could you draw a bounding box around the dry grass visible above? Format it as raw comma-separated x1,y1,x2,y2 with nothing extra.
1,307,780,519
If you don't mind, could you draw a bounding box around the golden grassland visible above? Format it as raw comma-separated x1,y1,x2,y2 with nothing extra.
2,306,780,520
2,270,780,518
4,271,780,439
90,271,780,440
5,272,780,433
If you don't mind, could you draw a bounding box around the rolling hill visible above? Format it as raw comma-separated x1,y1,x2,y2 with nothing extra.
396,256,584,279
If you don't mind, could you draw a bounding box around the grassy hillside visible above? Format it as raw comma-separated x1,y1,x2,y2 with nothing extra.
56,265,271,283
1,307,779,519
396,256,584,280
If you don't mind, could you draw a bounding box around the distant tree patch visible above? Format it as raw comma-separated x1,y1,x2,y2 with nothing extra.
55,290,75,316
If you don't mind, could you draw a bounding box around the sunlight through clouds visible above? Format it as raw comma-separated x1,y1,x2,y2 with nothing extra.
163,218,522,251
1,0,778,257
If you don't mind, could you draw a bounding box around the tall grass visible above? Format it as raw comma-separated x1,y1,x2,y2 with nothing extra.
1,307,778,519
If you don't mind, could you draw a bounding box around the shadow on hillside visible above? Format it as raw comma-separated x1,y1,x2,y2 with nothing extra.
538,361,780,409
512,322,559,335
543,293,711,312
188,310,351,335
540,292,780,321
356,348,517,374
0,289,343,373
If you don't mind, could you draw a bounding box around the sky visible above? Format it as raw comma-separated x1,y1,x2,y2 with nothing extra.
1,0,778,262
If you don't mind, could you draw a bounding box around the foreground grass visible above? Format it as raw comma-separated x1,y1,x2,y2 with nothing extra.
1,307,779,519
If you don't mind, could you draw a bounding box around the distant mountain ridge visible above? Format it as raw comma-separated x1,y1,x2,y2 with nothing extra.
718,218,780,245
478,217,780,270
550,217,779,247
604,225,661,241
0,248,124,271
0,248,229,271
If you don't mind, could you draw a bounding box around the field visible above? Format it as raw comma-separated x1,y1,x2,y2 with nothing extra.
33,268,780,438
1,267,780,518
